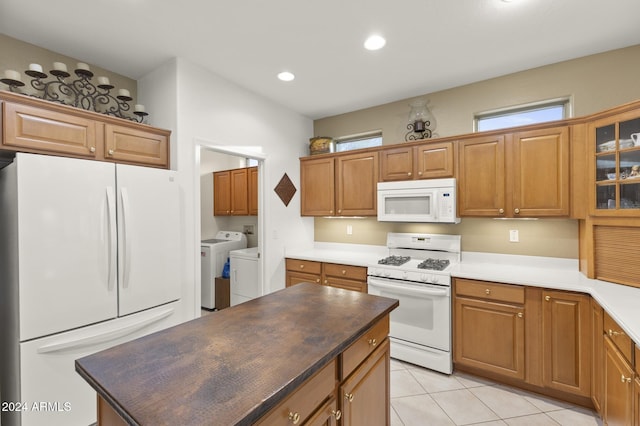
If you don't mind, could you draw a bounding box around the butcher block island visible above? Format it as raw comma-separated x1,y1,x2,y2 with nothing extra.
75,283,398,425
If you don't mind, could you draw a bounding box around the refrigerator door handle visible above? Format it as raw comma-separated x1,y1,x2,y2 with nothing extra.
106,186,117,292
120,187,132,289
36,307,175,354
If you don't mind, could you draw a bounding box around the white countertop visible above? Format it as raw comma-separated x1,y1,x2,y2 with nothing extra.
285,243,640,346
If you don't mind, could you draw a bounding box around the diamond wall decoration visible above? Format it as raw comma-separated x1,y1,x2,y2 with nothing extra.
274,173,297,207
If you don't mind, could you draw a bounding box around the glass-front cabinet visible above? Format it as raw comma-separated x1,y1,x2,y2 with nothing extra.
593,112,640,215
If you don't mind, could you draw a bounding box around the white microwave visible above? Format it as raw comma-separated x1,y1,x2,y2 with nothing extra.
377,178,460,223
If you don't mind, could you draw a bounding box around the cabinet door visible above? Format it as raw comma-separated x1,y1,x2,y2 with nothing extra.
379,146,413,181
336,151,378,216
104,124,169,168
458,135,506,216
340,338,389,426
454,297,525,380
305,397,339,426
213,171,231,215
230,168,249,215
248,166,258,215
415,141,454,179
3,101,98,158
511,126,569,217
301,157,335,216
604,336,634,425
590,299,604,413
634,376,640,426
541,290,591,397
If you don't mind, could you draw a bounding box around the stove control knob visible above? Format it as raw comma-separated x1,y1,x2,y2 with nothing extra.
384,271,391,278
420,274,429,282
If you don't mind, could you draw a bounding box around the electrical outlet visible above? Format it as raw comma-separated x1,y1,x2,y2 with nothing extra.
509,229,519,242
243,225,254,235
346,225,353,235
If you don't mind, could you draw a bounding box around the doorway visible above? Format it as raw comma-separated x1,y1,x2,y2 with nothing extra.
194,140,266,313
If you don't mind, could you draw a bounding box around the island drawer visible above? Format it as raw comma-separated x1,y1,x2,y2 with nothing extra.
341,316,389,379
455,278,525,304
604,311,633,363
255,359,336,426
286,258,322,275
323,263,367,281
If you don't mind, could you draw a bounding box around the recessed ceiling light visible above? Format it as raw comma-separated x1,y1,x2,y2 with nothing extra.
364,35,386,51
277,71,295,82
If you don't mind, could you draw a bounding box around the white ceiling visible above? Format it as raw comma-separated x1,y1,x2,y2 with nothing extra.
1,0,639,119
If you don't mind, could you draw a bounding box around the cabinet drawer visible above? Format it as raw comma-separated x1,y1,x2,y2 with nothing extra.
604,311,633,364
324,277,366,293
341,316,389,379
323,263,367,281
255,359,336,426
455,279,525,304
286,258,322,275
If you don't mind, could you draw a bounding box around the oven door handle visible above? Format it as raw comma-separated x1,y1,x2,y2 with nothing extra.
368,279,449,297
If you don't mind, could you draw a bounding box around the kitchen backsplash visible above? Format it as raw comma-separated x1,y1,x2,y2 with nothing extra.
314,217,579,259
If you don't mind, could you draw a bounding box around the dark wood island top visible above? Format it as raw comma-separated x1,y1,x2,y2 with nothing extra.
75,283,398,425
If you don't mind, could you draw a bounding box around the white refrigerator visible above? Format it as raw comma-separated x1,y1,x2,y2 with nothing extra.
0,153,182,426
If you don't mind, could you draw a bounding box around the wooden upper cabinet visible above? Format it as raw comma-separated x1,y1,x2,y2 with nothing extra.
230,168,249,215
248,166,258,215
104,124,169,168
541,290,591,397
301,156,335,216
379,141,453,181
458,134,506,216
2,100,98,158
301,152,377,217
1,93,170,168
213,170,231,215
335,151,378,216
458,126,569,218
512,126,569,217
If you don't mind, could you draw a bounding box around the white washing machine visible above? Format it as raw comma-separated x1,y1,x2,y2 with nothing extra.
229,247,260,306
201,231,247,309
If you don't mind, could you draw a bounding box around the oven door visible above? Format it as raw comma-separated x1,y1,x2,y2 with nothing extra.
367,276,450,351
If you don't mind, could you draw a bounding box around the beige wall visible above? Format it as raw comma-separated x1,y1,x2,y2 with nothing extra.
0,34,137,102
312,45,640,258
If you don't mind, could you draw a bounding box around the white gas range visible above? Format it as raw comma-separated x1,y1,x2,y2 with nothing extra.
367,233,461,374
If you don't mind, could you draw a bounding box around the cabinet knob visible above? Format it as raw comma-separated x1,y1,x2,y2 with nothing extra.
485,289,491,295
330,210,333,214
341,269,346,275
316,278,320,283
368,338,377,347
324,279,328,284
288,411,301,424
331,409,342,420
608,329,625,337
517,312,524,318
418,171,423,175
514,208,520,214
338,209,342,214
621,375,632,384
408,172,412,176
345,392,354,403
89,146,96,153
299,264,304,269
499,208,505,214
108,149,114,156
545,296,551,301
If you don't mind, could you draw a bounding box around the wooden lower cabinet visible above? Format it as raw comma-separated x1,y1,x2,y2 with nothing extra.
454,296,525,380
634,376,640,426
604,336,634,425
255,317,390,426
340,338,390,426
541,290,591,397
285,258,367,293
591,298,604,413
453,279,592,404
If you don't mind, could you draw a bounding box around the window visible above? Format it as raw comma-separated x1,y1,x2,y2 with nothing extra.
475,98,571,132
335,131,382,152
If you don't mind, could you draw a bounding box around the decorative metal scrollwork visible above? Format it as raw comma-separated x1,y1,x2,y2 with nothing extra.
1,67,148,123
404,121,433,141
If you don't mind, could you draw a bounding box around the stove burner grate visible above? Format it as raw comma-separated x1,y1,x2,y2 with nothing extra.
377,255,411,266
417,258,450,271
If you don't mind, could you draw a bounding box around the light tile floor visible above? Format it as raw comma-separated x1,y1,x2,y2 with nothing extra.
390,358,603,426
